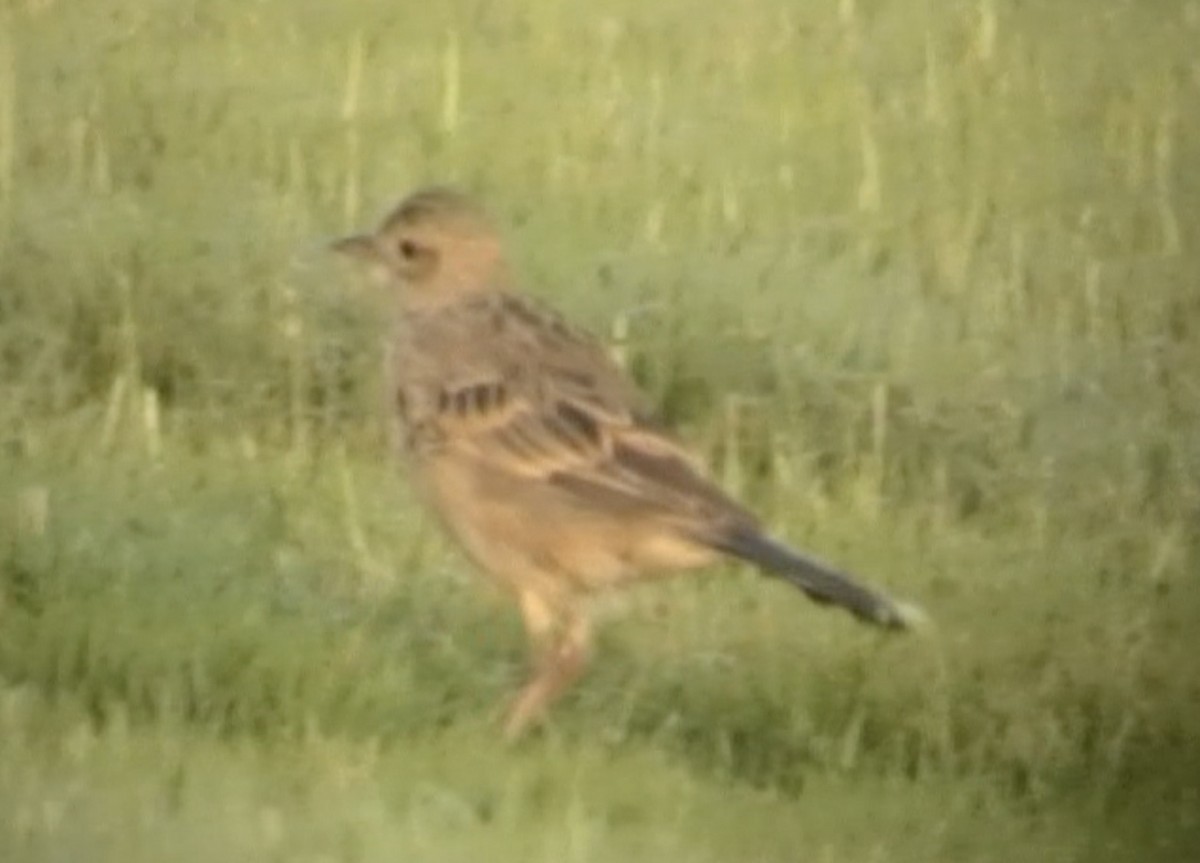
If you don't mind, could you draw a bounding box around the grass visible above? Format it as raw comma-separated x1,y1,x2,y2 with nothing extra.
1,0,1199,860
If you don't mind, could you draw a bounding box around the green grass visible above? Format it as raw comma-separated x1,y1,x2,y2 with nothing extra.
1,0,1199,860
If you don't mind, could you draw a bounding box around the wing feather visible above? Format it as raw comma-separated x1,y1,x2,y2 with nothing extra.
407,291,755,530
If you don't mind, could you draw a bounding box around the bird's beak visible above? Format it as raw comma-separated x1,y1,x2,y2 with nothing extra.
330,233,382,263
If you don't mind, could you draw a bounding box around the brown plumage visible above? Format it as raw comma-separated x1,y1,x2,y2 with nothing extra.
334,185,925,739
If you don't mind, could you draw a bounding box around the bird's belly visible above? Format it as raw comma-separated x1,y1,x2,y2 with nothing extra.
418,456,714,596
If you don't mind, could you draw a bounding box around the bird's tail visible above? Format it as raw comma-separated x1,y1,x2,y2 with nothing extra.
706,526,925,630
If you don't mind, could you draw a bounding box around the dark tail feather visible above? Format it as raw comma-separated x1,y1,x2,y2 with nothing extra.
708,527,924,630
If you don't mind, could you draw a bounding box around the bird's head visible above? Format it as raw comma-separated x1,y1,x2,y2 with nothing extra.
333,186,508,306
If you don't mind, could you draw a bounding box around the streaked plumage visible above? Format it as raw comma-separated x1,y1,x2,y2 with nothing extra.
334,186,924,739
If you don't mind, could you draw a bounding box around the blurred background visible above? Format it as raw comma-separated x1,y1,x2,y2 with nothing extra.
1,1,1197,860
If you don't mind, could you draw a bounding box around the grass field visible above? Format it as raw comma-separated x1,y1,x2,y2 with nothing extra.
2,0,1199,860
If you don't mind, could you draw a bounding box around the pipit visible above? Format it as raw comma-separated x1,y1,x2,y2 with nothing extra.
334,186,924,739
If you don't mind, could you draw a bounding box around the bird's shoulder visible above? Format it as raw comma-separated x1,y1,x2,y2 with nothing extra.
401,290,649,422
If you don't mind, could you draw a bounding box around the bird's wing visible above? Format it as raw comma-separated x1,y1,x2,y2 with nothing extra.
424,292,756,530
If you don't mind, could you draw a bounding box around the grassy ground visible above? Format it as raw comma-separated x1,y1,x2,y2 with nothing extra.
2,0,1199,860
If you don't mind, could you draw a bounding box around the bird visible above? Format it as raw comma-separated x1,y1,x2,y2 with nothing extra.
333,185,925,740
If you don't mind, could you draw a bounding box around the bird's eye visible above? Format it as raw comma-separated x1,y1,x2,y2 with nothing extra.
398,239,419,259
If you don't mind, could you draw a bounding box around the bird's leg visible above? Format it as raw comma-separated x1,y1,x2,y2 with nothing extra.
502,589,591,741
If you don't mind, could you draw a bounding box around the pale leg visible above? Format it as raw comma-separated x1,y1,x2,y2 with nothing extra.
503,588,592,741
